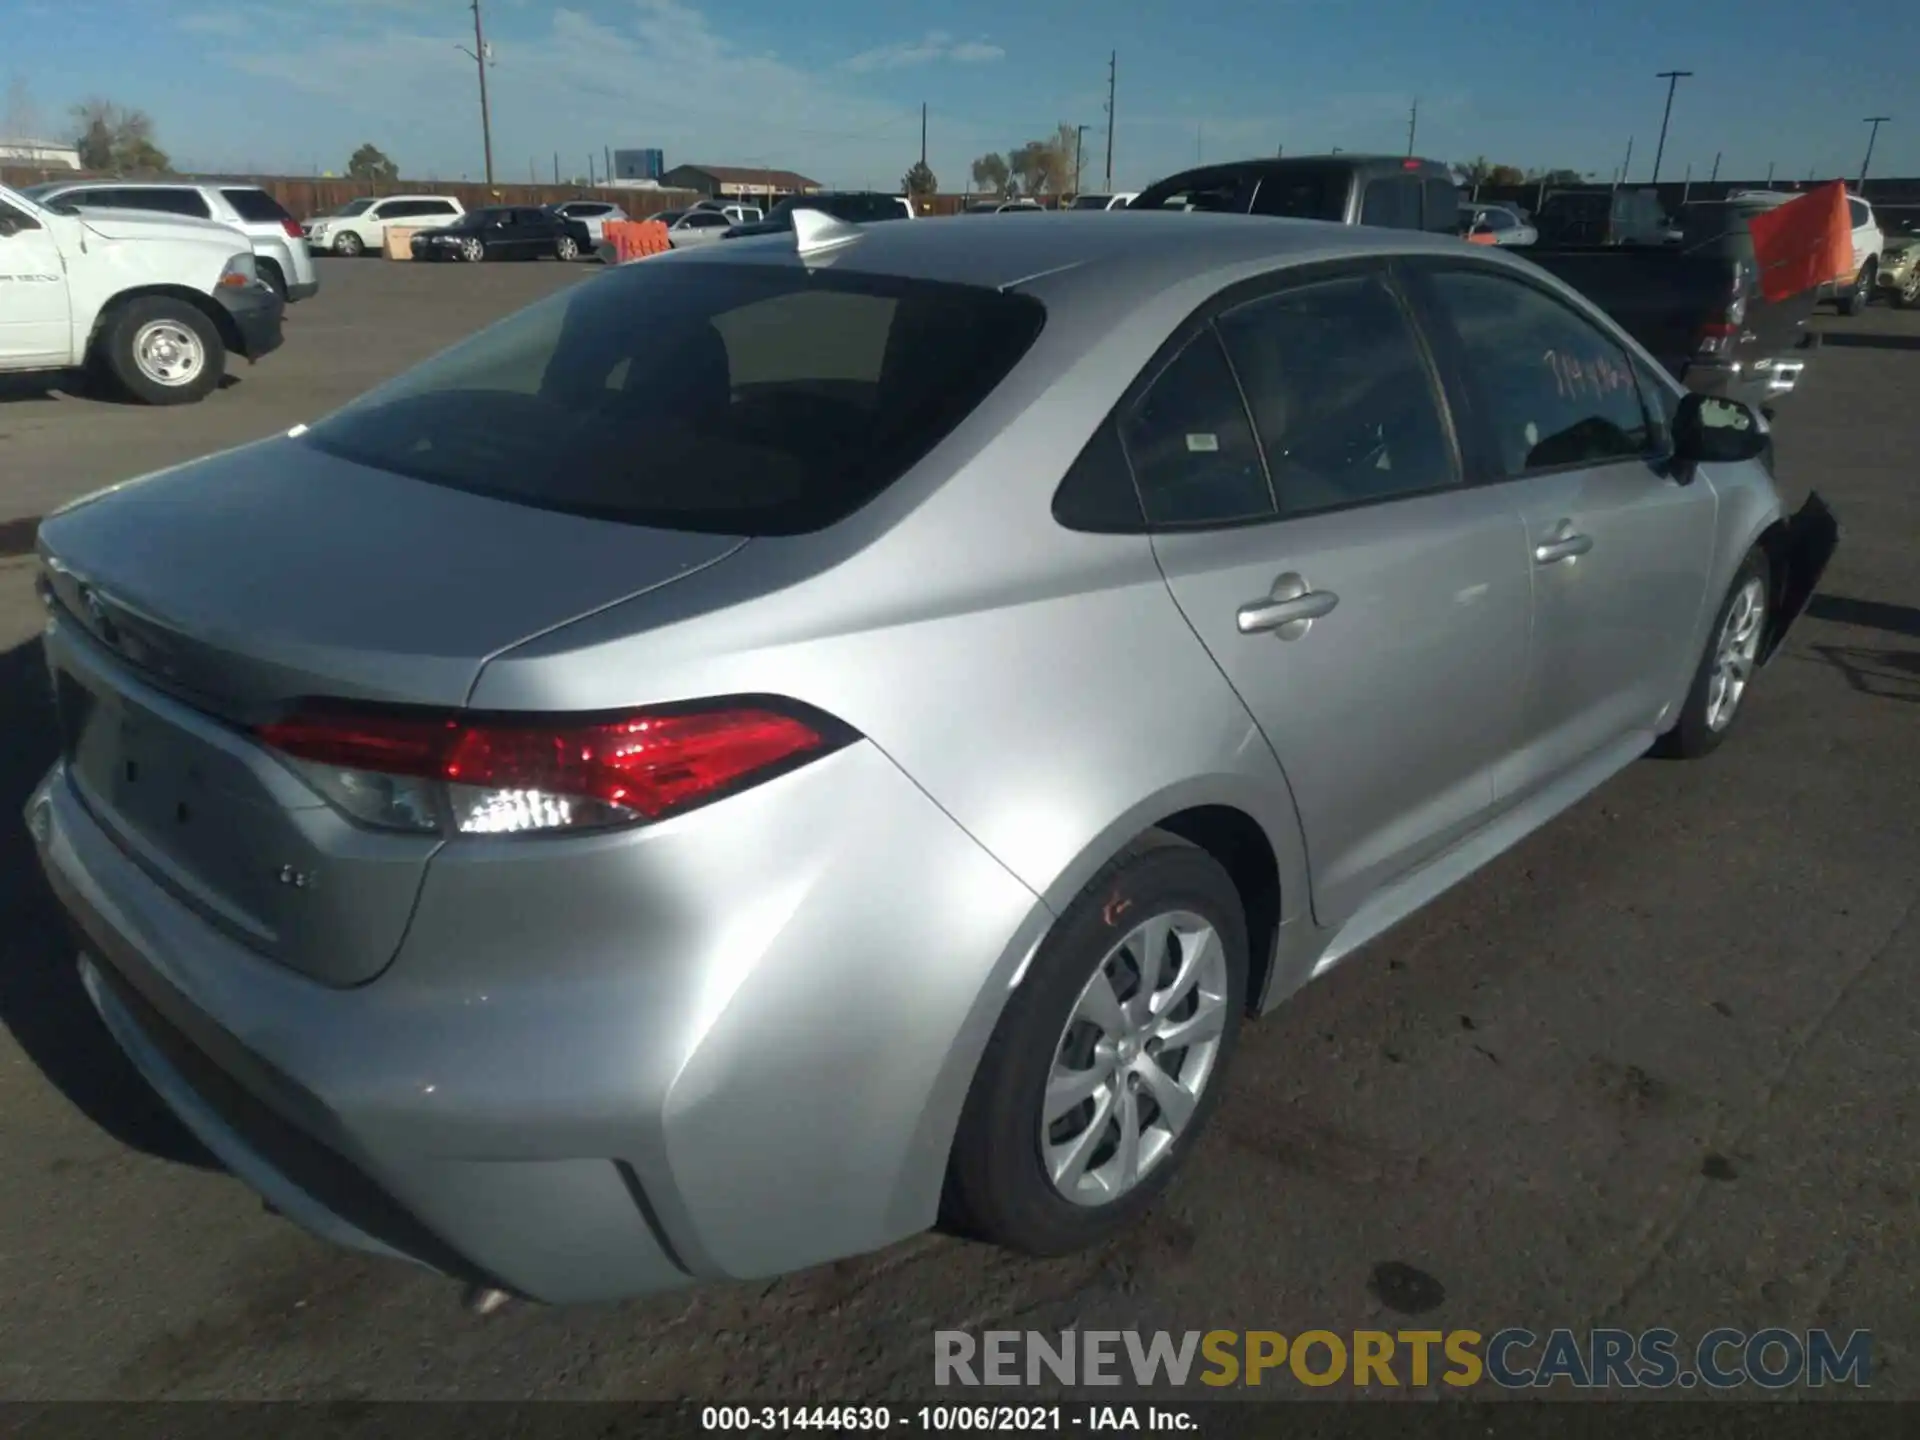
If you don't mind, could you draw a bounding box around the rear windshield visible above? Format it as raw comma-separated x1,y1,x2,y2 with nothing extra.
1134,168,1260,213
222,187,296,223
1681,203,1761,262
1072,194,1115,210
303,263,1047,536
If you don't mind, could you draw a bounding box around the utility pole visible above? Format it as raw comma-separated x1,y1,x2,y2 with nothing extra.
1617,135,1633,189
1196,121,1202,165
920,103,928,167
588,154,596,186
1709,151,1720,184
1103,51,1116,189
1074,123,1089,195
1650,69,1691,186
1681,160,1692,205
553,152,559,184
1861,116,1890,190
1406,98,1418,156
604,145,611,182
1765,159,1774,187
455,0,496,186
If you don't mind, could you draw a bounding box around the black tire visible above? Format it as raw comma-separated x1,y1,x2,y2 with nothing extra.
258,261,287,300
334,231,365,258
943,832,1248,1255
1653,548,1771,759
555,234,580,261
1837,263,1873,316
98,296,226,406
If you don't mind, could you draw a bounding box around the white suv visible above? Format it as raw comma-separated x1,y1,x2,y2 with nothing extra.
305,195,465,257
1728,188,1885,315
20,180,319,302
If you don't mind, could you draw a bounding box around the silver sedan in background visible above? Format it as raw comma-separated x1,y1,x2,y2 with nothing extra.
27,213,1835,1306
1461,201,1539,246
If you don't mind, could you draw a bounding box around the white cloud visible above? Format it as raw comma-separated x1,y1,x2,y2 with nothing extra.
842,31,1005,73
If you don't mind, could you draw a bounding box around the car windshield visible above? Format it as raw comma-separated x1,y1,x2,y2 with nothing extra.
330,199,374,217
19,183,78,214
302,262,1048,536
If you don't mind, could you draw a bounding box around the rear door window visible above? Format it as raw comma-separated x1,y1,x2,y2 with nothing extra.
221,187,295,224
1216,271,1457,514
121,187,212,218
303,264,1047,536
1423,177,1459,231
1248,167,1348,221
1360,176,1421,229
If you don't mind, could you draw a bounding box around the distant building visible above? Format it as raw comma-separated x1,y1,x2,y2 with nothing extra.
612,147,665,182
0,138,82,169
659,164,823,201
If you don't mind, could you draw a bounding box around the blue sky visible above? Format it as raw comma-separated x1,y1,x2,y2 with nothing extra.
5,0,1914,192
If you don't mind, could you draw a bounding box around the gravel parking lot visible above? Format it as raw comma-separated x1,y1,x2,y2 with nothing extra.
0,260,1915,1400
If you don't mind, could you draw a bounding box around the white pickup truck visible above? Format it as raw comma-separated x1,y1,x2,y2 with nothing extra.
0,182,284,405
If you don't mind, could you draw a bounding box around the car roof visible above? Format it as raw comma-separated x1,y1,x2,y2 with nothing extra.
669,208,1481,293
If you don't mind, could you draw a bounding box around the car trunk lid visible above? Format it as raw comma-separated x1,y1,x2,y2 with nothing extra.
36,436,743,985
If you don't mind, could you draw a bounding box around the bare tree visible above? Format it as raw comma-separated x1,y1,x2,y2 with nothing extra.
970,152,1009,196
70,98,170,174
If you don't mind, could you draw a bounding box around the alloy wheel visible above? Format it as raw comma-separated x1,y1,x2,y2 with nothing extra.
461,237,485,262
1706,577,1767,732
1041,909,1230,1207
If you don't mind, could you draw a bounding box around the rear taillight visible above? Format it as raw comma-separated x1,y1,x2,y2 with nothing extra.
1695,320,1739,356
281,218,304,239
255,700,852,836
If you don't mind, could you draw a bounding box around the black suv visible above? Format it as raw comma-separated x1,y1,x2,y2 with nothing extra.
1130,155,1460,232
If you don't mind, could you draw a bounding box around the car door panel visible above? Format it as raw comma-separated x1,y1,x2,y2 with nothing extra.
1405,259,1717,806
1498,459,1717,797
1129,266,1532,927
1155,493,1531,924
0,205,71,362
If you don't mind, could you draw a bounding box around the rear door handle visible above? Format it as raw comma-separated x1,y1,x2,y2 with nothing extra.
1237,574,1339,638
1533,532,1593,565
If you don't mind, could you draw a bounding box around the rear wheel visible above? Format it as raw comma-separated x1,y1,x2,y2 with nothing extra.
99,296,226,406
258,260,287,300
333,230,365,258
944,833,1247,1255
555,234,580,261
460,236,486,263
1653,550,1770,759
1837,262,1874,316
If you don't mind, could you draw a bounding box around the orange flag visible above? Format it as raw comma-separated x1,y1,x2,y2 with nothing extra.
1746,181,1854,302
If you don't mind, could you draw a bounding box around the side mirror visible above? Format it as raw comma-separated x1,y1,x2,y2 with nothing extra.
1671,392,1768,468
0,216,19,239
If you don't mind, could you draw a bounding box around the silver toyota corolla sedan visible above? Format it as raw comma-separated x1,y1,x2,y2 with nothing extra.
26,210,1837,1305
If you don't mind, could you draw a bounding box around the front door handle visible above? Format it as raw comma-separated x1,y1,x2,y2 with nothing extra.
1533,532,1594,565
1237,573,1339,639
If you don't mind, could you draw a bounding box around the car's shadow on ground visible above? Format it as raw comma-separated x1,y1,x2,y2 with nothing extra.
0,372,241,407
0,635,215,1169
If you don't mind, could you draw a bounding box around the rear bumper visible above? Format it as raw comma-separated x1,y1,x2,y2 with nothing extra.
25,738,1047,1304
213,282,284,361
